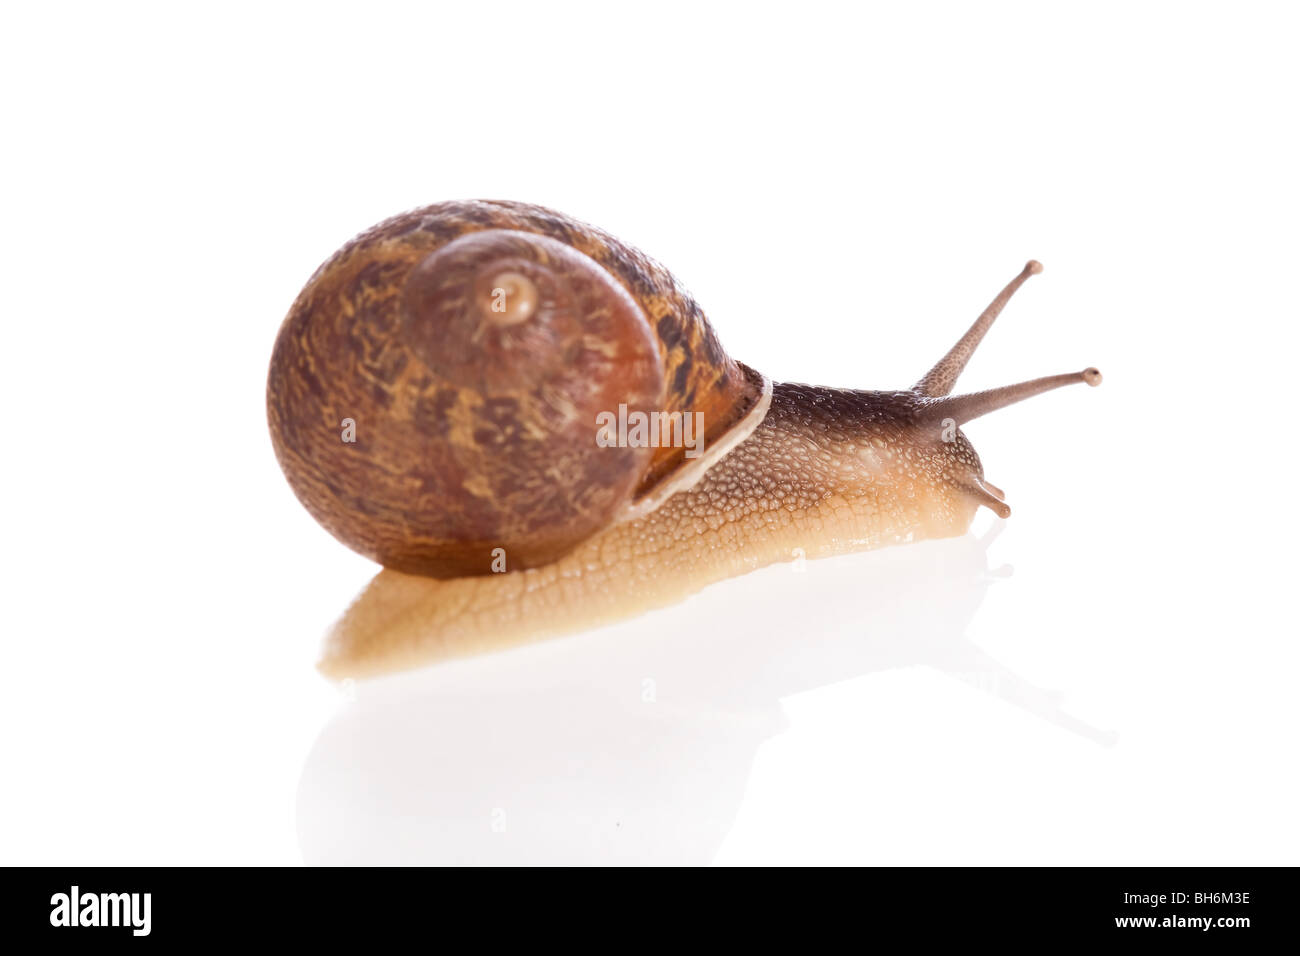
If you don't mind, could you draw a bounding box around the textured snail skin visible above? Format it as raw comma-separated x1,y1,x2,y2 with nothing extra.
318,385,967,676
321,372,1100,678
267,201,1100,678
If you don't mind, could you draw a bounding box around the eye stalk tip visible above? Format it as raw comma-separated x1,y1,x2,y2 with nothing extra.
1082,367,1102,387
1025,259,1043,276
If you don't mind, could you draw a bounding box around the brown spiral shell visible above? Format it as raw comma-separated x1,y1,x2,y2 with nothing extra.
267,199,764,577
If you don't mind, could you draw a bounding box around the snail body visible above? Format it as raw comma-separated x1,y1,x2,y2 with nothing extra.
267,200,1100,677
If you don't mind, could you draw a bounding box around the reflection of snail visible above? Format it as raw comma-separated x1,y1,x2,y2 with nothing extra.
297,529,1115,864
266,200,1100,676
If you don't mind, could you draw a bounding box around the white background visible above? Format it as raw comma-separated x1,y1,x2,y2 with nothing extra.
2,1,1296,865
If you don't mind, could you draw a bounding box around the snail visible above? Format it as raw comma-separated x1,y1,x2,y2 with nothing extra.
267,200,1100,677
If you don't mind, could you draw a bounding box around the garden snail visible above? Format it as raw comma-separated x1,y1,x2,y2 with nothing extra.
267,200,1100,677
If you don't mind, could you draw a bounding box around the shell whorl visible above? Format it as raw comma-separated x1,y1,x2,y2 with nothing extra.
267,200,765,577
